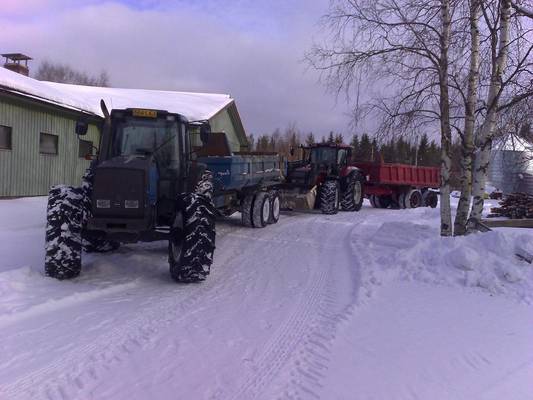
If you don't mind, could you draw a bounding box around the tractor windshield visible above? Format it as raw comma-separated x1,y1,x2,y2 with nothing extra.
111,116,181,169
310,147,338,165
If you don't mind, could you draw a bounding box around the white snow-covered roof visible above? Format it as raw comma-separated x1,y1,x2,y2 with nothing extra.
0,67,233,121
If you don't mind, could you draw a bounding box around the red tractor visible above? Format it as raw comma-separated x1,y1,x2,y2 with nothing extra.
281,143,365,214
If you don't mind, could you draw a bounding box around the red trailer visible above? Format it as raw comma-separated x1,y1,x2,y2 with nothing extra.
354,161,440,209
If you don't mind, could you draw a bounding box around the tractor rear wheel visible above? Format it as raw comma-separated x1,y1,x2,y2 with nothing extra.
320,180,340,214
252,191,270,228
169,172,216,283
267,190,281,224
45,185,84,280
341,173,364,212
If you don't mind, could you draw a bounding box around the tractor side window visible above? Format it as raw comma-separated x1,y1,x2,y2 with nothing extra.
337,149,347,165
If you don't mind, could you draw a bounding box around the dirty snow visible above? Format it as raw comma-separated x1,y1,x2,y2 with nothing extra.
0,67,233,121
0,197,532,400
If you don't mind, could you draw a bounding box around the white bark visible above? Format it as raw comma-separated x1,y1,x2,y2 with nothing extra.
470,0,512,223
454,0,481,236
440,0,453,237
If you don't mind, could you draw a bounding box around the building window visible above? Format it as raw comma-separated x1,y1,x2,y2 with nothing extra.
40,133,58,155
0,125,12,149
79,139,93,158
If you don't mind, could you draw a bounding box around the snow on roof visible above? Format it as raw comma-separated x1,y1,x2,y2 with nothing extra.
0,67,233,121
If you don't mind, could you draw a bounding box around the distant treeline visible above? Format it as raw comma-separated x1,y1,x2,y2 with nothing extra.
248,128,441,167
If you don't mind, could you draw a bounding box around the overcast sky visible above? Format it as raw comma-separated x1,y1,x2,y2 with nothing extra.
0,0,355,138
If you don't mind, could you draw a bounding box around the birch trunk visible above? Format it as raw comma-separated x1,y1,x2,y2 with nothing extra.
454,0,481,236
470,0,512,224
439,0,453,236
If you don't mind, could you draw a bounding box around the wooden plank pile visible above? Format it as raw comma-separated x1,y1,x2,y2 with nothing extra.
487,192,533,219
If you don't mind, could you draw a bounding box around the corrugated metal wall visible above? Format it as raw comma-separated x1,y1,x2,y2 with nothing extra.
488,150,533,194
0,98,100,197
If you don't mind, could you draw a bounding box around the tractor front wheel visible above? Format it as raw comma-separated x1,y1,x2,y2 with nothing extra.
320,180,340,214
45,185,84,280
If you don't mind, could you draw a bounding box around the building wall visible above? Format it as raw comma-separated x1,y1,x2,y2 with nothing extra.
488,149,533,194
0,97,100,197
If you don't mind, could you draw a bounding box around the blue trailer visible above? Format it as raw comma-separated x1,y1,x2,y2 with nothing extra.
197,133,283,228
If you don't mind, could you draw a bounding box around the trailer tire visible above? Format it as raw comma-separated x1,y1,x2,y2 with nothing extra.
376,195,392,209
423,191,439,208
267,190,281,224
341,173,364,212
369,194,378,208
169,189,216,283
252,191,270,228
320,180,340,214
45,185,84,280
241,193,255,227
405,189,423,208
398,192,407,209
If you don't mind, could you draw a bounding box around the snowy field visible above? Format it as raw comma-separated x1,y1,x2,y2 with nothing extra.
0,197,532,400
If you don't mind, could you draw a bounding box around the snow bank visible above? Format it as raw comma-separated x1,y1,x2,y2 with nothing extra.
0,66,233,121
353,220,533,303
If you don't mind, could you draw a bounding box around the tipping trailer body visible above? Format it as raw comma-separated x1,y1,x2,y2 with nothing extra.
198,153,283,211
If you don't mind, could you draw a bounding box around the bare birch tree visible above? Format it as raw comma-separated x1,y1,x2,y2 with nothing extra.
307,0,457,235
469,0,533,226
453,0,481,235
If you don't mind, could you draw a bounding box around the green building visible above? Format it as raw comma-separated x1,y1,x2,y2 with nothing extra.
0,61,248,197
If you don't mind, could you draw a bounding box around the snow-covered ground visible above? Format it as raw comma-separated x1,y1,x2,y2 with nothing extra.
0,197,532,400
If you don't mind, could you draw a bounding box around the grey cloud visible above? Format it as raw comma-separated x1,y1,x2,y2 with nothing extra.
0,1,353,137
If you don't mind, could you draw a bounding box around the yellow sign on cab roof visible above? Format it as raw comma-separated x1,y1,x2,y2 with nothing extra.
131,109,157,118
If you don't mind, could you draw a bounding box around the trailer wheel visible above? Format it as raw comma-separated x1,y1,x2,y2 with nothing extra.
241,193,255,227
376,195,392,209
45,185,84,280
169,192,216,283
267,190,281,224
369,194,377,208
405,189,423,208
320,180,340,214
341,173,364,212
252,191,270,228
423,191,438,208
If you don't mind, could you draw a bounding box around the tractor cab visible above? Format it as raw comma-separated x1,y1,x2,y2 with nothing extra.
85,106,209,237
286,143,352,188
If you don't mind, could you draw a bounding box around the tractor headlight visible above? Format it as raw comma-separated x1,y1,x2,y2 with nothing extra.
124,200,139,209
96,199,111,208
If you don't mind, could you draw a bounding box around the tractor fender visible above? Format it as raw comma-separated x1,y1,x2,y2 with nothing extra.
186,162,207,193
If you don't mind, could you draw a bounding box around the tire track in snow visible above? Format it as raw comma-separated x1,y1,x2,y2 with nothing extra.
0,225,247,400
228,216,366,400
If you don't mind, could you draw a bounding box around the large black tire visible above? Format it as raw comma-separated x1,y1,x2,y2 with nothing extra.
252,191,270,228
320,180,340,214
341,173,364,212
405,189,423,208
169,172,216,283
45,185,84,280
423,191,439,208
267,190,281,224
241,193,255,227
369,194,378,208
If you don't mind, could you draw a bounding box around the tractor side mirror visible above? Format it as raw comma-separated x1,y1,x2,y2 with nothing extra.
200,124,210,146
75,120,88,136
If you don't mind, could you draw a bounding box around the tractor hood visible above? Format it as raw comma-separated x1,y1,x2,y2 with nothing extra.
90,156,157,220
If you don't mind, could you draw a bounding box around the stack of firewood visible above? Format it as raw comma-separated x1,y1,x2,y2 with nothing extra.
487,192,533,219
